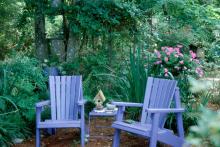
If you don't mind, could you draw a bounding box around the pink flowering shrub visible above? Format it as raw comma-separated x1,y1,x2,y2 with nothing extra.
149,45,204,78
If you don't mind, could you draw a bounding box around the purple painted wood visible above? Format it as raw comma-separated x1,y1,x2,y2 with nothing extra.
174,88,184,139
36,76,85,147
55,76,61,120
65,76,71,120
141,77,153,124
150,113,160,147
49,76,56,120
112,102,143,107
112,77,185,147
61,76,66,120
146,108,184,113
69,77,76,120
36,107,42,147
38,120,81,128
35,100,50,107
73,76,80,120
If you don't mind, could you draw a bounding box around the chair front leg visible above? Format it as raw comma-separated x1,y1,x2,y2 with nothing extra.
149,113,160,147
116,106,125,121
36,107,42,147
80,105,85,147
113,129,121,147
112,106,125,147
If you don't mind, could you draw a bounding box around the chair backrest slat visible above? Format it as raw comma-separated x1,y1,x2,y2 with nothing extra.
55,76,61,120
141,77,153,124
49,76,56,120
73,76,81,120
69,77,76,120
155,79,166,107
61,76,66,120
65,76,71,120
49,76,83,121
159,80,171,108
141,77,177,127
149,78,161,108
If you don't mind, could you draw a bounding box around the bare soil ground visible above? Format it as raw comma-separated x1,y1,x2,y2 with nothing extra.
14,118,152,147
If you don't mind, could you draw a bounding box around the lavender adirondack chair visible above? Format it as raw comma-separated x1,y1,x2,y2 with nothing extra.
112,77,185,147
35,76,86,147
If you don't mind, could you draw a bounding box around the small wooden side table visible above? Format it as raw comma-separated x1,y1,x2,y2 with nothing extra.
88,109,117,139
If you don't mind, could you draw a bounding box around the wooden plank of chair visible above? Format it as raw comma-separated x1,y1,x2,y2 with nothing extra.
61,76,66,120
49,76,56,120
65,76,71,120
55,76,61,120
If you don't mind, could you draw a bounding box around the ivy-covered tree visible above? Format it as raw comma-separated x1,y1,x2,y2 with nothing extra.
0,0,24,58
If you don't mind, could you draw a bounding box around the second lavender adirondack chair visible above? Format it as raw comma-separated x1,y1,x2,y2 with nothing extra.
112,77,185,147
35,76,86,147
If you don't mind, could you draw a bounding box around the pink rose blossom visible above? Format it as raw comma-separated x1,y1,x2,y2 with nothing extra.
195,67,204,77
161,47,166,51
164,57,169,62
179,61,184,64
154,60,162,65
174,54,179,58
164,68,168,73
154,49,161,58
190,50,197,59
165,73,169,77
194,59,200,64
177,45,183,48
166,52,171,56
174,47,180,53
167,47,174,53
178,53,183,57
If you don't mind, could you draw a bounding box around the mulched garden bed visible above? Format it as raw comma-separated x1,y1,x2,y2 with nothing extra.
14,118,169,147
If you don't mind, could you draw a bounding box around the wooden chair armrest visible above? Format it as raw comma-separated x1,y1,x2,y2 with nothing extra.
112,102,143,107
146,108,185,113
35,100,50,108
78,100,87,105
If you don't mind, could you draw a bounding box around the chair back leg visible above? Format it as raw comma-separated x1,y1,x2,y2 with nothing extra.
81,124,85,147
112,129,121,147
149,113,160,147
36,128,40,147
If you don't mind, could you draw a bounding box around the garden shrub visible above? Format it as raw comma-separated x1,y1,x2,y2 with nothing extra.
187,107,220,147
144,45,205,130
0,113,31,146
147,45,203,78
0,53,47,146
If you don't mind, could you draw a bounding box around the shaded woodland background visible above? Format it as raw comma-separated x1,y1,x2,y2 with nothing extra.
0,0,220,146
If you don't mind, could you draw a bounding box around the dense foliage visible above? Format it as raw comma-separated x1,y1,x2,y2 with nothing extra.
0,0,220,146
187,107,220,147
0,54,47,146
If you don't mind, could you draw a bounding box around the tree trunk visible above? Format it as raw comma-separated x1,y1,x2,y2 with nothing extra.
61,0,69,61
51,38,65,62
35,0,48,61
66,32,80,61
51,0,61,8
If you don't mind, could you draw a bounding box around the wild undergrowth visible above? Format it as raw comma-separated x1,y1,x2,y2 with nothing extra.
0,53,47,146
